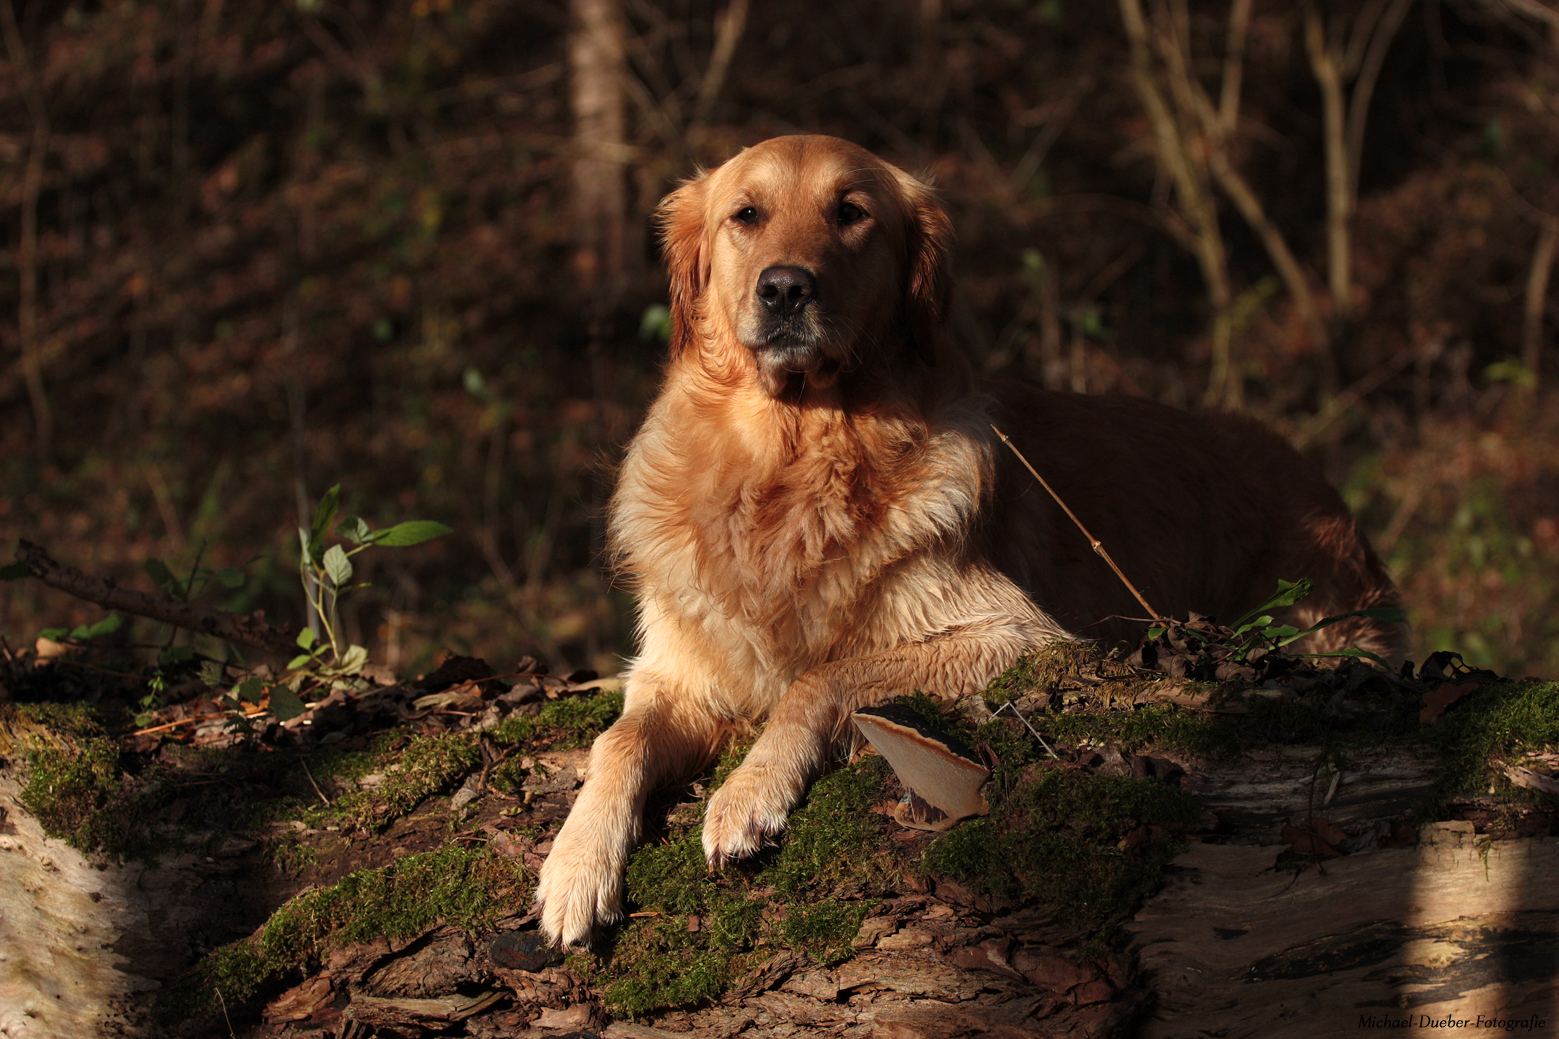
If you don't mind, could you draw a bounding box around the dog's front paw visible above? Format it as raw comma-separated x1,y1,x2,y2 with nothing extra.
535,827,625,951
702,761,799,865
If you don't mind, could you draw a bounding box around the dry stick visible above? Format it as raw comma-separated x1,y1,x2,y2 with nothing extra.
14,540,301,658
989,424,1160,621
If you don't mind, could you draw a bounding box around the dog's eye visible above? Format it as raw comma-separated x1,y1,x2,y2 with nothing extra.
837,201,865,225
733,206,759,225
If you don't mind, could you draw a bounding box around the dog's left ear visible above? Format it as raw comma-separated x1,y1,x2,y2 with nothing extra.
656,171,710,359
893,169,953,367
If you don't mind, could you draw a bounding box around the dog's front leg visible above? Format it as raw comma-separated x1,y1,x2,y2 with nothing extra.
701,622,1041,865
536,682,720,949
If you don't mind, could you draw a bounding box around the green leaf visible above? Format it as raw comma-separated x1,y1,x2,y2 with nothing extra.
296,628,317,650
336,644,369,675
336,517,372,545
233,676,268,705
1304,646,1396,668
374,520,453,547
322,544,353,587
268,685,307,722
307,485,342,561
198,659,225,687
1230,579,1313,630
144,558,186,598
639,303,672,343
39,627,67,640
71,614,123,640
0,561,32,580
286,653,313,670
213,567,245,589
1231,614,1275,636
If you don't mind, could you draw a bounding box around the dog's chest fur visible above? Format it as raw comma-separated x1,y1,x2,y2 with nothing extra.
610,382,992,679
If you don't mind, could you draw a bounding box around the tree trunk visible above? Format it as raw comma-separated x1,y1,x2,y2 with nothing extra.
568,0,630,295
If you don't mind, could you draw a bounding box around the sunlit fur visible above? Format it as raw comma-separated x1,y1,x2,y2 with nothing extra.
534,135,1405,949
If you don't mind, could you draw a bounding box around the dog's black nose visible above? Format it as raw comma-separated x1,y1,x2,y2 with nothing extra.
756,266,816,315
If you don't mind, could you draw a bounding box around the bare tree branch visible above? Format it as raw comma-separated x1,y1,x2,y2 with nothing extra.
14,541,301,658
1118,0,1237,406
1218,0,1253,136
691,0,748,129
1524,218,1559,384
1305,3,1353,322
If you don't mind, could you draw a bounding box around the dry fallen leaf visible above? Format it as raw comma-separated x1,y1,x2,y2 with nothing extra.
1420,681,1479,724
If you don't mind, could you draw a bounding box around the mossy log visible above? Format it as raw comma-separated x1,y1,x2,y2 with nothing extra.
5,661,1557,1038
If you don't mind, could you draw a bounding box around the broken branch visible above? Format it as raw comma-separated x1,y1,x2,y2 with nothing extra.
13,539,301,658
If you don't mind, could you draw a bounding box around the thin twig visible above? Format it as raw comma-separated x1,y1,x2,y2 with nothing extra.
990,423,1160,620
994,701,1058,759
131,706,271,737
300,758,333,806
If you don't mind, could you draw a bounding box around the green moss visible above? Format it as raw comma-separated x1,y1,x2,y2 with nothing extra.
489,689,625,749
578,753,895,1019
538,690,624,734
779,897,870,966
1428,679,1559,801
164,845,532,1016
763,756,896,899
920,682,1207,927
329,731,480,830
920,764,1203,926
8,704,149,859
887,690,954,728
19,733,128,855
1029,700,1241,760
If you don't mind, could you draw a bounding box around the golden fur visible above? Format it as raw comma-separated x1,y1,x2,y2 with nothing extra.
535,135,1405,948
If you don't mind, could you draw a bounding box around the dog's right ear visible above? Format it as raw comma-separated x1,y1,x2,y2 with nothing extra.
656,173,710,359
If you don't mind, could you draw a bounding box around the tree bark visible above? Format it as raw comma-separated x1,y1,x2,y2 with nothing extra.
568,0,630,294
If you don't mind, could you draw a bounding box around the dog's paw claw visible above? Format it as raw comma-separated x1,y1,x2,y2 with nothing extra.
535,833,625,951
701,763,795,865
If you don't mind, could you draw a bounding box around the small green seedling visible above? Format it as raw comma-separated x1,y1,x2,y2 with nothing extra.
292,484,451,676
38,612,124,644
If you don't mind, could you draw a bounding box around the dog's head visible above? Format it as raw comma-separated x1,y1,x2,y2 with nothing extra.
658,135,953,398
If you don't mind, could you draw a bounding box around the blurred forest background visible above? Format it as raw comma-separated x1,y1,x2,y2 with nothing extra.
3,0,1559,681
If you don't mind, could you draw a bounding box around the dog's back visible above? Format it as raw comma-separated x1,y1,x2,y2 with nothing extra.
980,383,1406,660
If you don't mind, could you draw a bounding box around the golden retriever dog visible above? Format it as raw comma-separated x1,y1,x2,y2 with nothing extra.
535,135,1404,948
